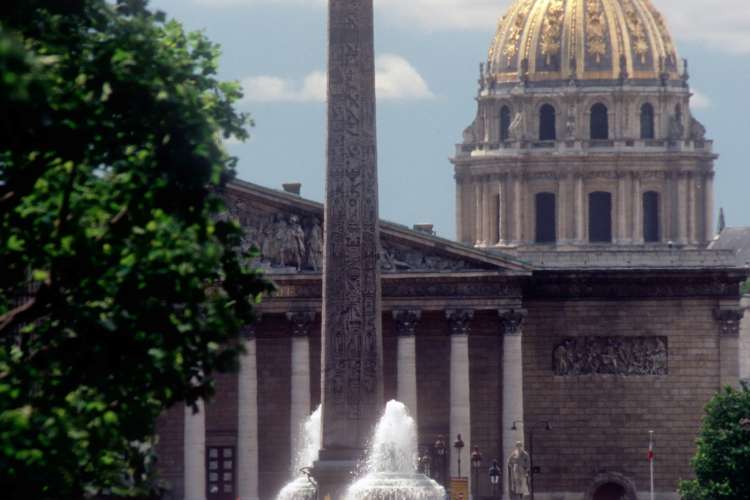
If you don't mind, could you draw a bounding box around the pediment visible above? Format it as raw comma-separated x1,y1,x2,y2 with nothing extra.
225,180,531,275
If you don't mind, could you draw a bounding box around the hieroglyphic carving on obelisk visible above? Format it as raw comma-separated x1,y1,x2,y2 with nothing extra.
320,0,383,459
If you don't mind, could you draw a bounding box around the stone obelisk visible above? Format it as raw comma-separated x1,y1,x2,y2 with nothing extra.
314,0,383,498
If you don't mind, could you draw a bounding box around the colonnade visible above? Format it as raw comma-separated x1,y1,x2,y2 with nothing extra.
181,309,526,500
457,171,714,248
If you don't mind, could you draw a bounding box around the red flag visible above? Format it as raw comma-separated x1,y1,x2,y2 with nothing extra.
648,440,654,461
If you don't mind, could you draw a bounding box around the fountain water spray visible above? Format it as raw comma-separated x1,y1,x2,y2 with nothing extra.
276,406,322,500
346,400,445,500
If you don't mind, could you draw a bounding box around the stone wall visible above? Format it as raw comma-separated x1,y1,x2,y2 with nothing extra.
256,317,292,500
741,296,750,382
155,405,185,500
523,298,722,496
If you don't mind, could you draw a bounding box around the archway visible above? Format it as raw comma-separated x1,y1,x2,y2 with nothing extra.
593,482,626,500
584,472,639,500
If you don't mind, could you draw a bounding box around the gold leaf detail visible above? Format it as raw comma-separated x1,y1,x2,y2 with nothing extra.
503,0,532,64
623,0,649,64
586,0,607,64
540,0,565,65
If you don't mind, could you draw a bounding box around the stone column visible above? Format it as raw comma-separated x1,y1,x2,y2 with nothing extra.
557,172,569,244
688,173,697,245
184,401,207,500
512,175,523,245
446,309,473,486
574,174,585,244
677,172,688,245
237,327,259,500
632,173,643,244
317,0,383,496
617,173,628,244
664,172,674,241
475,180,483,246
704,172,715,242
393,310,421,423
288,312,315,464
715,306,745,389
497,176,506,245
483,179,492,246
499,310,527,500
456,176,465,244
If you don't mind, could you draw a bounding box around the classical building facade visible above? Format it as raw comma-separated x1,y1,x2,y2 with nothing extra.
154,2,749,500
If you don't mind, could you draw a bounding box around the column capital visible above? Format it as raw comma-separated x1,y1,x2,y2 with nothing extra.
393,309,421,337
286,311,316,337
714,307,745,337
240,314,262,340
446,309,474,336
499,309,527,336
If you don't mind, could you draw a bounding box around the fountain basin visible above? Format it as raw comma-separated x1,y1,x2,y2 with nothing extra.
346,472,446,500
276,476,318,500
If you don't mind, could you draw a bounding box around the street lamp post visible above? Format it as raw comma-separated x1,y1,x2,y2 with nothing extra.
454,434,465,478
421,450,433,478
511,420,552,500
471,446,482,500
435,435,447,486
488,460,501,500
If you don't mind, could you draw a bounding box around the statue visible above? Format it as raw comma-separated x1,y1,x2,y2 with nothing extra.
508,112,526,141
553,339,573,375
307,221,323,271
283,215,306,270
668,106,685,140
565,105,576,139
463,119,477,145
689,117,706,141
507,441,530,499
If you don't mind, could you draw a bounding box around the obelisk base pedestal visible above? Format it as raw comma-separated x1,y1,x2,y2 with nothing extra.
313,449,360,500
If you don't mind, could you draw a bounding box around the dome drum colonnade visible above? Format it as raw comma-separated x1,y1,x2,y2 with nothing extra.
453,0,716,251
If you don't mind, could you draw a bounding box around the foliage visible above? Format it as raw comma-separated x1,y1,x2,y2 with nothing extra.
0,1,272,498
679,385,750,500
741,279,749,296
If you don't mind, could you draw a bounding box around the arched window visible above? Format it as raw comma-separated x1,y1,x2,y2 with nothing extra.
535,192,557,243
589,191,612,243
643,191,660,242
500,106,511,142
641,103,655,139
539,104,556,141
590,103,609,140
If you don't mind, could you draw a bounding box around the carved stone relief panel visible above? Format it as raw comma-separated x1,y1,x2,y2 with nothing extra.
552,336,668,376
380,240,484,273
224,196,323,272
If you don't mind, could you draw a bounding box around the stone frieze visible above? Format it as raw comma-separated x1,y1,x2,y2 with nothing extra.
552,336,668,376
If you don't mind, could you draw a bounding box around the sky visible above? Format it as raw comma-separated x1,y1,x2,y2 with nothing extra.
150,0,750,240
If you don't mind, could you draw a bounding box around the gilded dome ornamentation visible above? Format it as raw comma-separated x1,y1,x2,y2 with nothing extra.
486,0,681,84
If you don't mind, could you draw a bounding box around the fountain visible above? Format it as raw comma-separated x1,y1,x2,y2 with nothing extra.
345,401,445,500
276,406,322,500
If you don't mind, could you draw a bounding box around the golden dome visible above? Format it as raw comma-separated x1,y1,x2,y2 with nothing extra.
488,0,680,83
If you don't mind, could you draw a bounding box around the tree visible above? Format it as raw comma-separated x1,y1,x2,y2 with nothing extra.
741,279,749,296
0,1,272,498
679,385,750,500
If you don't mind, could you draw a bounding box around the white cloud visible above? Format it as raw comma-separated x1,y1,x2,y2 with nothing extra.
192,0,750,54
375,54,434,99
691,89,711,110
658,0,750,54
241,54,433,103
